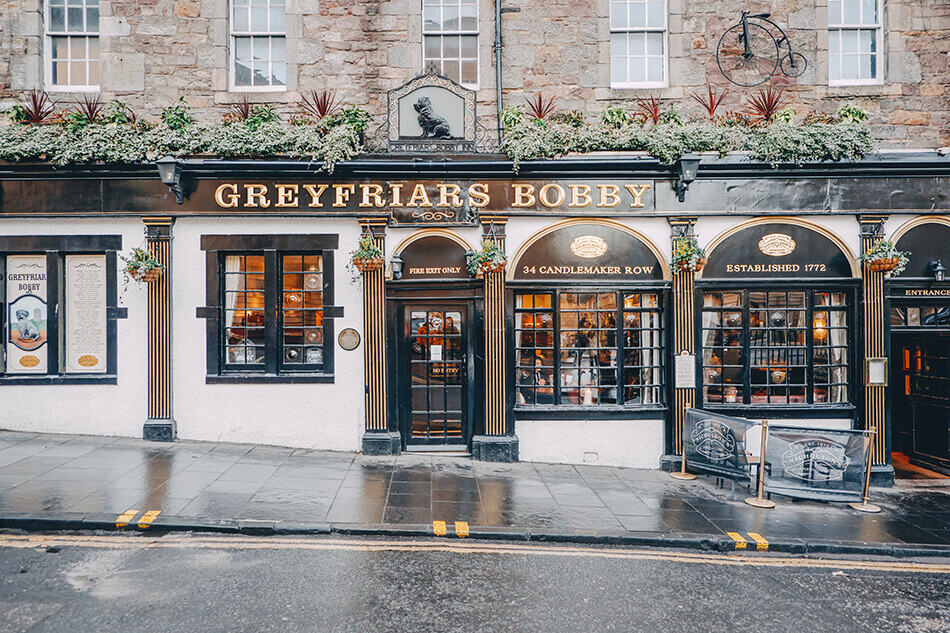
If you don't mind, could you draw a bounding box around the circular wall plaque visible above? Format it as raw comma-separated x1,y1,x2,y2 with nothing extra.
338,328,361,351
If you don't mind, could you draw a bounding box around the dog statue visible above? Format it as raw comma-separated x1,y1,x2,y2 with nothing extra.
413,96,452,139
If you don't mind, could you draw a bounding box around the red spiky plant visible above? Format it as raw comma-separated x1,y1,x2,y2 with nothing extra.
300,90,341,120
635,95,663,124
73,94,103,124
224,94,253,122
18,89,56,125
525,93,557,121
690,84,729,120
743,84,787,124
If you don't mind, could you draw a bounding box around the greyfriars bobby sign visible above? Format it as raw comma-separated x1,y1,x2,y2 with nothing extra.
387,68,476,153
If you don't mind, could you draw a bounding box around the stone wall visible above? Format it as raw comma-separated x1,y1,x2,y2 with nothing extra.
0,0,946,146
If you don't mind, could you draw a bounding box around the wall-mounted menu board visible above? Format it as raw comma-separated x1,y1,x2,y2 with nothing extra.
65,254,107,373
5,255,48,374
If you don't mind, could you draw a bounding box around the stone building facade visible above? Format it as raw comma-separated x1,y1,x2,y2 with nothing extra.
0,0,947,147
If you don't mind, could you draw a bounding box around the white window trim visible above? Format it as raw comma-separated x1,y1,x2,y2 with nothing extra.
828,0,884,87
228,0,288,93
421,0,480,90
44,0,100,92
609,0,669,89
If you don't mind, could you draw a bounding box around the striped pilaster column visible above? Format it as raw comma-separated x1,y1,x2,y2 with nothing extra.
143,217,175,442
860,215,888,468
669,218,698,455
359,219,399,455
472,216,518,462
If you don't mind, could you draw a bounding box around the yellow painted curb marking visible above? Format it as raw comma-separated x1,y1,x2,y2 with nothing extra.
726,532,748,549
138,510,161,529
432,520,447,536
747,532,769,551
115,509,139,528
455,521,469,538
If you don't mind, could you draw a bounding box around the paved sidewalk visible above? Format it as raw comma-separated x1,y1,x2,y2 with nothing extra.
0,431,948,556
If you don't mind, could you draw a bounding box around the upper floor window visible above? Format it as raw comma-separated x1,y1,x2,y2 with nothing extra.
828,0,882,85
231,0,286,91
609,0,667,88
423,0,478,88
46,0,99,91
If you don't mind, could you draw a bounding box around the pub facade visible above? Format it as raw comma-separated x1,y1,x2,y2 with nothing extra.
2,148,948,486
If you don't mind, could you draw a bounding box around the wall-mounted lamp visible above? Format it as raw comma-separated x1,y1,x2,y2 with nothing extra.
930,259,946,282
675,153,701,203
156,155,184,204
390,252,404,280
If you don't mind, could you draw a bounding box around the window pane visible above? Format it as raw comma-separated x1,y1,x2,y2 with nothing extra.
444,35,460,58
86,7,99,32
459,3,477,30
67,6,84,31
861,0,877,23
424,35,441,59
270,6,285,32
424,7,440,32
271,36,285,60
460,35,477,58
628,1,646,28
843,0,860,24
251,6,268,30
50,6,66,31
646,0,664,28
234,6,249,31
252,37,268,60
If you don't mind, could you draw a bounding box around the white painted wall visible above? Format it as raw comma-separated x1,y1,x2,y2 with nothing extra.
171,217,366,451
0,218,147,439
517,419,665,468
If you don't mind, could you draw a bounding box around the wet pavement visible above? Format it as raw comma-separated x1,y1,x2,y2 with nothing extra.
0,430,948,549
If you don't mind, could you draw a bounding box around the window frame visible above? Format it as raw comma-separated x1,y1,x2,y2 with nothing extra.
827,0,884,87
229,0,288,93
0,235,123,385
511,285,668,417
696,282,858,416
609,0,669,90
44,0,100,92
422,0,480,90
200,234,341,384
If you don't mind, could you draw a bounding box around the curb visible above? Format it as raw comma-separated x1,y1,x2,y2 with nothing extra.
2,513,949,559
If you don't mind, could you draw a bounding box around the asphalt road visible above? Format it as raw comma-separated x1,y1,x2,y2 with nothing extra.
1,532,949,633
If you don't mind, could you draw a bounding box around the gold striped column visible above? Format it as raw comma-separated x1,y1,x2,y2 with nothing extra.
860,215,889,472
472,216,518,462
359,219,399,455
669,218,698,455
143,217,175,441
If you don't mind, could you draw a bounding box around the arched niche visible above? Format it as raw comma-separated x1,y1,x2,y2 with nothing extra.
509,219,669,282
892,216,950,278
700,218,858,279
393,230,470,280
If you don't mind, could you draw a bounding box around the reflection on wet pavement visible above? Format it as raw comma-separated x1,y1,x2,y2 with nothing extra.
0,430,948,546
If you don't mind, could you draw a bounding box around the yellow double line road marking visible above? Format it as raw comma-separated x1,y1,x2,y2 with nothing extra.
2,533,947,575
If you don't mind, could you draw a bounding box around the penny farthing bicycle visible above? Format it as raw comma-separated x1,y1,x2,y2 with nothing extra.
717,11,807,87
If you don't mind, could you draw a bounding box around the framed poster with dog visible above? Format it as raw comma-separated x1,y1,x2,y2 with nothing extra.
5,255,48,374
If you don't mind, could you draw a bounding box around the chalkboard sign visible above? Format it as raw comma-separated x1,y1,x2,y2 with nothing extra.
683,408,753,482
763,426,868,502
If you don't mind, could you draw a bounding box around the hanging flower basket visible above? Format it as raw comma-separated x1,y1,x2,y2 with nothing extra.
120,246,164,285
467,239,508,279
857,240,910,276
671,236,707,274
352,256,384,272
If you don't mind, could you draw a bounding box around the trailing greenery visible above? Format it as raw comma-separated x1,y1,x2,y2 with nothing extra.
500,102,874,170
0,97,368,173
671,236,707,272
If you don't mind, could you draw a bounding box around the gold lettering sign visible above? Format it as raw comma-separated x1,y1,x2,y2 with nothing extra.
78,354,99,367
570,236,608,259
19,355,40,368
758,233,797,256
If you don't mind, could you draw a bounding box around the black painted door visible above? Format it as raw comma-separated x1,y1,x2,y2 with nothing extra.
403,305,470,449
893,334,950,473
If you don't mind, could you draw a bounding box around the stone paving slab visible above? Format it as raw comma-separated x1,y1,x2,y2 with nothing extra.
0,430,948,556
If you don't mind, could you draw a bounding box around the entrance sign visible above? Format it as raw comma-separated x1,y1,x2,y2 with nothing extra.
703,222,854,278
513,222,665,281
5,255,48,374
683,408,752,481
763,425,869,502
65,255,107,373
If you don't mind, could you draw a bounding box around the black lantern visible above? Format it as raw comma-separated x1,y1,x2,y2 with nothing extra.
930,260,946,282
390,252,404,280
156,155,184,204
675,153,701,203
